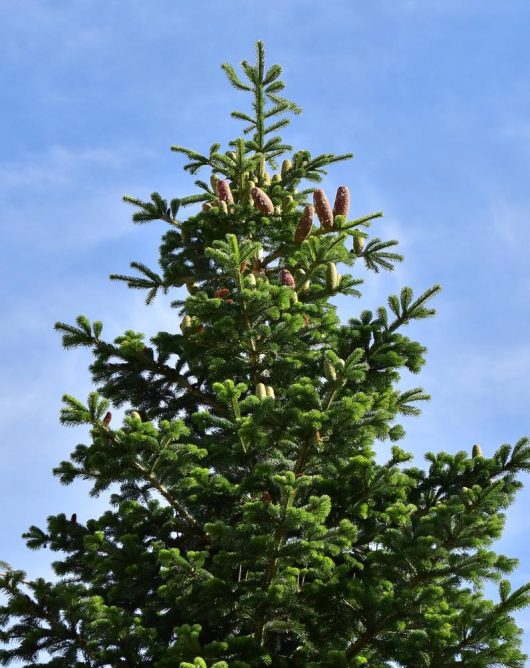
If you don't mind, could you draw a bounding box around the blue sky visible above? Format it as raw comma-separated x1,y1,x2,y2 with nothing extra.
1,0,530,656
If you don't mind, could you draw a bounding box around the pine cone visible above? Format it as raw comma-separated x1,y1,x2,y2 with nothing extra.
214,288,230,300
294,205,314,243
256,383,267,400
313,189,334,230
245,180,256,208
102,411,112,427
333,186,350,219
202,202,212,212
353,235,365,254
281,159,292,179
280,268,296,288
326,262,340,291
130,411,142,421
282,195,296,213
246,273,257,288
217,180,234,205
324,358,337,382
266,386,275,399
250,187,274,215
180,315,192,334
219,200,228,215
261,490,272,504
210,174,219,192
472,444,483,458
70,513,77,524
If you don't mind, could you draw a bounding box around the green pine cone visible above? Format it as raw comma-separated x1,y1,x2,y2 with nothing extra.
324,357,337,382
354,234,365,254
326,262,340,291
180,315,193,334
281,158,292,179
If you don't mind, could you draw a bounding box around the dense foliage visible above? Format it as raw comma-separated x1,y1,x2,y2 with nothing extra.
2,42,530,667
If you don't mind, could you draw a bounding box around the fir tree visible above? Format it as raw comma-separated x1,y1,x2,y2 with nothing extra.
2,41,530,667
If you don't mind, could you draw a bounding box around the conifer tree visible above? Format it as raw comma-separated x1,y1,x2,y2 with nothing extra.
2,42,530,667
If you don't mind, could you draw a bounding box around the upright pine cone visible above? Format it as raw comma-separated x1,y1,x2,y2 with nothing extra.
472,444,483,458
294,205,314,243
313,189,334,230
281,159,292,179
261,490,272,504
353,234,365,254
214,288,230,300
323,358,337,382
333,186,350,218
280,268,296,288
326,262,340,291
217,180,234,205
251,187,274,215
102,411,112,427
180,315,193,334
256,383,267,400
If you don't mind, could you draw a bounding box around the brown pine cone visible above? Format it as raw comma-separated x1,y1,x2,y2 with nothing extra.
217,180,234,205
102,411,112,427
294,205,314,243
250,187,274,215
333,186,350,218
313,189,334,230
280,268,296,288
214,288,230,300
